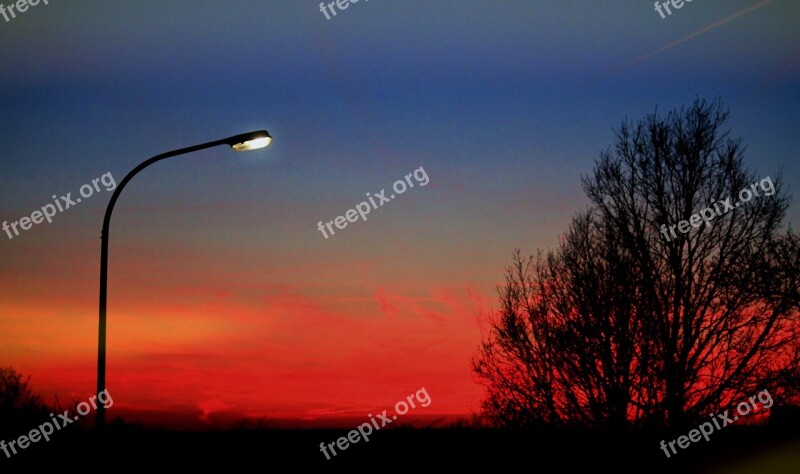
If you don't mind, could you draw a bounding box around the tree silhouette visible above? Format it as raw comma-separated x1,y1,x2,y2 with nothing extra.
0,367,51,436
473,99,800,429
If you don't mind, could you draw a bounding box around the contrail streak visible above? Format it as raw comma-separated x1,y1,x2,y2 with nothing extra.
585,0,776,84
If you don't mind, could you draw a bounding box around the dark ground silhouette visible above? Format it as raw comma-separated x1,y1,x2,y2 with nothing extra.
2,421,799,471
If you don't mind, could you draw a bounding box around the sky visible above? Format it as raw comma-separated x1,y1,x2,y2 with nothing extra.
0,0,798,428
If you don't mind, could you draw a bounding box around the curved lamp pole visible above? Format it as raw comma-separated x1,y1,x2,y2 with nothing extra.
95,130,272,429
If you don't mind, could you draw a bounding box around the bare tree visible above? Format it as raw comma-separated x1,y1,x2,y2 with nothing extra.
474,99,800,429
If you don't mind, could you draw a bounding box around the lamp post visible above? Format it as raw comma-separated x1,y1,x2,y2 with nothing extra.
95,131,272,429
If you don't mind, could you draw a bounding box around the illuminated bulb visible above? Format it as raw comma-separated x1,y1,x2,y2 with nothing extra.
232,136,271,152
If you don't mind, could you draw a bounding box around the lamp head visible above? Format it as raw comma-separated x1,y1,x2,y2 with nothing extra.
228,130,272,152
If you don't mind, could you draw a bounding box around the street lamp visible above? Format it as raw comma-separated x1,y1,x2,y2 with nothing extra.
95,130,272,428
